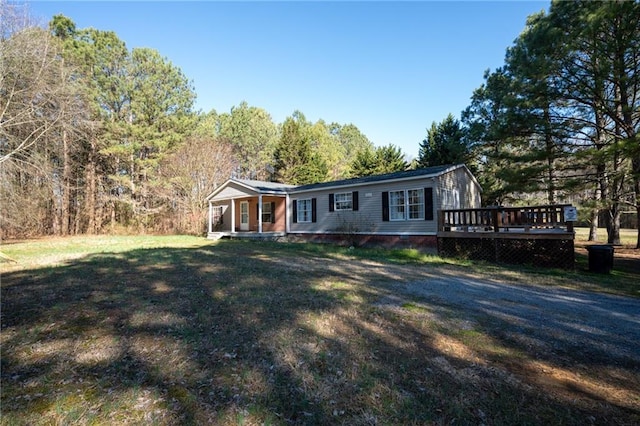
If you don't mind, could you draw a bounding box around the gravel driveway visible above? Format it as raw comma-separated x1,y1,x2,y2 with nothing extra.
379,273,640,365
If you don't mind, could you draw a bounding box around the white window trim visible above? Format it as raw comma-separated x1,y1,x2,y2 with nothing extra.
407,188,425,220
389,188,424,221
389,190,405,221
297,199,312,223
334,192,353,211
262,202,272,223
212,205,224,224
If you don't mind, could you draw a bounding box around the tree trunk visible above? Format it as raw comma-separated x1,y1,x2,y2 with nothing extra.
86,137,97,234
61,128,70,235
543,106,556,204
588,207,598,241
606,206,622,245
634,158,640,249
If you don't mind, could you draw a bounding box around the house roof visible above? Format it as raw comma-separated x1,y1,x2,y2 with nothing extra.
205,178,294,201
291,164,469,193
207,164,480,201
233,179,295,193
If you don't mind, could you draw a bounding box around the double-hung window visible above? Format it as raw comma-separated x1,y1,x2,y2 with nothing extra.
212,205,224,225
297,199,312,223
261,202,272,223
389,190,405,221
407,189,425,220
388,189,425,221
334,192,353,211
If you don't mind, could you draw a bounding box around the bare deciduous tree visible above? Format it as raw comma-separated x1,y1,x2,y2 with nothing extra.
154,136,237,234
1,3,89,237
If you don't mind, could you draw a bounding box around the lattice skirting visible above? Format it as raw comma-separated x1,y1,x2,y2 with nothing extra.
437,236,575,269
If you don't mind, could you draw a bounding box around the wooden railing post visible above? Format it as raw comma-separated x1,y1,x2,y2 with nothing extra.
492,208,500,232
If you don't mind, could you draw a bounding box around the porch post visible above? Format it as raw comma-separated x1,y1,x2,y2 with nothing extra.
230,200,235,233
258,194,263,233
208,201,213,233
285,194,290,234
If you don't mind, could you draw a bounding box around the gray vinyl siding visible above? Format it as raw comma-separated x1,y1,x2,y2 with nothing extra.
436,167,481,210
289,177,440,235
210,182,256,202
208,164,482,236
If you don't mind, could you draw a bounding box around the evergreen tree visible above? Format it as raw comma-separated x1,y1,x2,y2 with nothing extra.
273,112,327,185
216,101,278,180
463,1,640,245
417,114,469,169
349,144,407,177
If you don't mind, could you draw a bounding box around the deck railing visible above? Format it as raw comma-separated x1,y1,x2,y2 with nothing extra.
438,204,575,234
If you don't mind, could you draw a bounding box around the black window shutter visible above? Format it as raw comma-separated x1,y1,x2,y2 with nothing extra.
382,191,389,221
425,187,434,220
256,203,260,220
329,193,334,212
271,202,276,223
311,198,317,222
352,191,359,211
292,200,297,223
220,209,224,225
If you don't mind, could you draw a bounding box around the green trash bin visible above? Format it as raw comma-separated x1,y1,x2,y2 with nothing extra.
586,245,614,273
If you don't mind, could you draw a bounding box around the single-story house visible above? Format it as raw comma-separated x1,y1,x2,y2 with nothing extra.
205,163,481,247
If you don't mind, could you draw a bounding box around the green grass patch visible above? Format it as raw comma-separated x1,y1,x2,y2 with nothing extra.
400,301,430,314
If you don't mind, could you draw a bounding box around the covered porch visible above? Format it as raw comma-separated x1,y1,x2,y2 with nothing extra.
205,178,294,240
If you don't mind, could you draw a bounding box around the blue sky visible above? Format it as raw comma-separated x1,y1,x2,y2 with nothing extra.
30,1,547,158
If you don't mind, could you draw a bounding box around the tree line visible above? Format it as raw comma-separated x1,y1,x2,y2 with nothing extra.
0,6,406,237
418,1,639,247
1,1,638,247
460,1,639,247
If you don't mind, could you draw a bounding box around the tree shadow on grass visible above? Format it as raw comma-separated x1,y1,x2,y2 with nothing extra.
2,240,638,424
379,267,640,420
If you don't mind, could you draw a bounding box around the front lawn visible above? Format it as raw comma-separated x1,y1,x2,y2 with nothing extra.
1,236,638,424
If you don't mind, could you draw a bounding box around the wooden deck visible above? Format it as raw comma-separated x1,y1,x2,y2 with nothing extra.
437,205,576,268
438,204,574,236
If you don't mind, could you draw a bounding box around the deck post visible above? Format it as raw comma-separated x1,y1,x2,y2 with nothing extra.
492,208,500,232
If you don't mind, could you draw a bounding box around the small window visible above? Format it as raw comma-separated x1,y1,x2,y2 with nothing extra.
297,199,312,223
261,202,272,223
389,190,405,221
334,192,353,211
212,205,224,225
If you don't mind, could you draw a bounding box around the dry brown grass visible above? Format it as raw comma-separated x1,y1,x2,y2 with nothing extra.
1,236,639,425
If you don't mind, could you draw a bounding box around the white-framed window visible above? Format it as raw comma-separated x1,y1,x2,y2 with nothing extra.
261,202,272,223
334,192,353,211
388,189,425,221
407,189,425,220
212,205,224,225
389,190,405,221
297,199,312,223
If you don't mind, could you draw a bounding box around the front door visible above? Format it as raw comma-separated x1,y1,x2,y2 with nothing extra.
240,201,249,231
